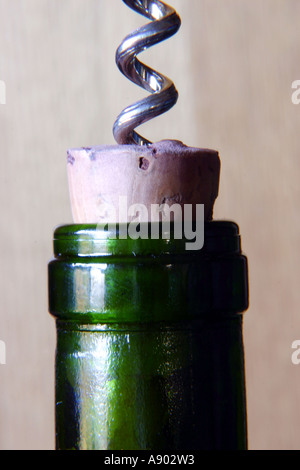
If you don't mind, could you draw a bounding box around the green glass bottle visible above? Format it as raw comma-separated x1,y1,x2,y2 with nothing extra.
48,221,249,450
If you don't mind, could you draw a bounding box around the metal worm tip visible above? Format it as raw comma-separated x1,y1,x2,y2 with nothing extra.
113,0,181,146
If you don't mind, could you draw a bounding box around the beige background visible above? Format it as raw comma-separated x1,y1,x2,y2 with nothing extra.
0,0,300,450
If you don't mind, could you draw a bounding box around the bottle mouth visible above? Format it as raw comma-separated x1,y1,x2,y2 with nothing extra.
53,221,242,258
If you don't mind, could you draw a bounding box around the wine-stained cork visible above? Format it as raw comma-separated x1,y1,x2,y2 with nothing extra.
67,140,220,223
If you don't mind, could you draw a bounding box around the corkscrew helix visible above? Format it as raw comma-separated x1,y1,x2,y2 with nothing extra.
113,0,181,146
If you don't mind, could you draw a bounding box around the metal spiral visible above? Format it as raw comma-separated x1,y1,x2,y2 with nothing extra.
113,0,181,146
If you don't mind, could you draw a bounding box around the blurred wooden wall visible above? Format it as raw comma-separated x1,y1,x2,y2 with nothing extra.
1,0,300,450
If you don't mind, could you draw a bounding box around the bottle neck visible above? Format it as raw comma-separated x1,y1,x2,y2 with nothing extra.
48,221,249,325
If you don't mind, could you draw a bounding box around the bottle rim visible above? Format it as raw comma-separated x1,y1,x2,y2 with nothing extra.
53,221,241,258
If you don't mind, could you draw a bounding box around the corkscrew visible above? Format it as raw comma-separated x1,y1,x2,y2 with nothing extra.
113,0,181,146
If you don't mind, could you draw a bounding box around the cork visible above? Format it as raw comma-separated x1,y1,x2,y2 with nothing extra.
67,140,220,223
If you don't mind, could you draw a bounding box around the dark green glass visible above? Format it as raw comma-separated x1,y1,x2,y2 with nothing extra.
48,221,249,450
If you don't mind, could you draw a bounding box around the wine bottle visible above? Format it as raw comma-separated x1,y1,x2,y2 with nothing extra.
48,220,249,450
